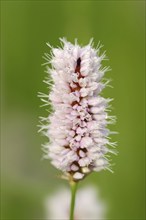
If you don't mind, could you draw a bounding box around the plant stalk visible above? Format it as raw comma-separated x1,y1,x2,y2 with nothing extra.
69,181,78,220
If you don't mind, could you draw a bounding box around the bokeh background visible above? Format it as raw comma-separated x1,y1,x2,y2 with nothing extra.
1,1,145,219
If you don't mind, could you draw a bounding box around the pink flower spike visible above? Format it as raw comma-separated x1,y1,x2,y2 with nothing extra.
40,38,117,181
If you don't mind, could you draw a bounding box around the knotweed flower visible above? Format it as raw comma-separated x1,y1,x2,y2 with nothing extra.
45,185,106,220
39,38,116,182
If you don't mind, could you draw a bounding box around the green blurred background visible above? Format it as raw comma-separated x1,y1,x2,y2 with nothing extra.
1,0,145,219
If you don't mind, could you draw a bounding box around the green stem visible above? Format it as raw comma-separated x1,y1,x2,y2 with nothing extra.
69,181,78,220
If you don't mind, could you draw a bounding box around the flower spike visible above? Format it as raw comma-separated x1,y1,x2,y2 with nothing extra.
40,38,116,181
